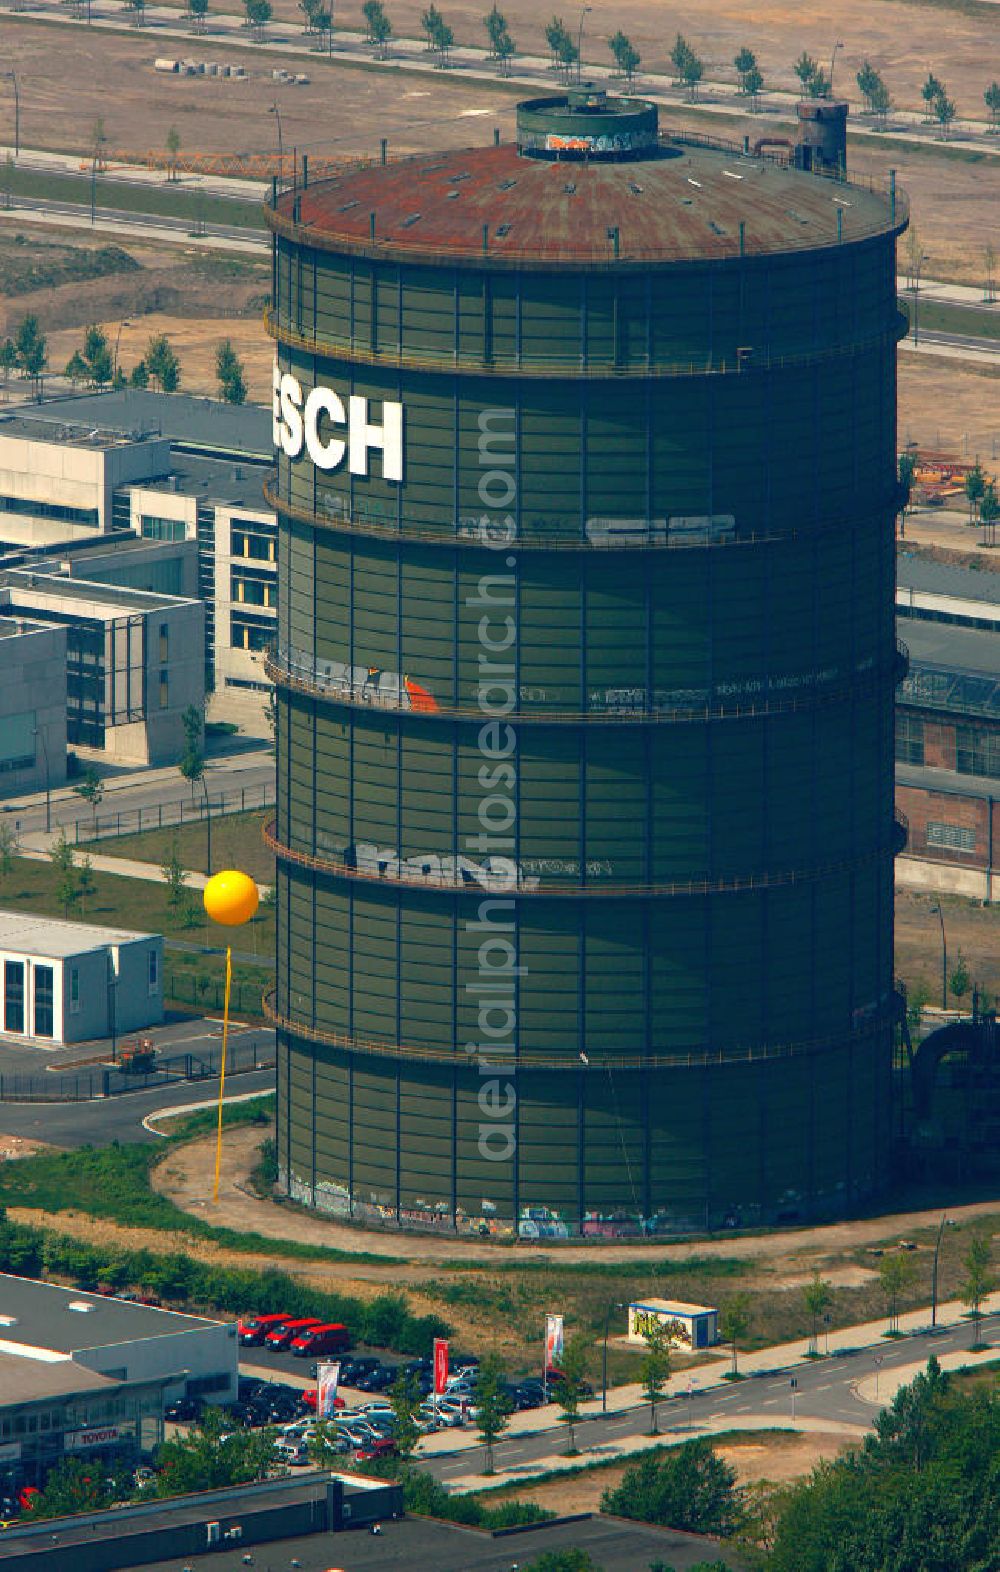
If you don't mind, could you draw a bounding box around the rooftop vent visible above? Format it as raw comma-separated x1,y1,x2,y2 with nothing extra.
400,213,422,228
495,223,511,237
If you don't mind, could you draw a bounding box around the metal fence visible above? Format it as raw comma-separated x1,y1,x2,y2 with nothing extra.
71,783,276,845
0,1037,274,1104
166,970,269,1018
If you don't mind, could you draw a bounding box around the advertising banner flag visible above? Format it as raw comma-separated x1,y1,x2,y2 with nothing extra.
317,1361,341,1418
433,1337,450,1396
545,1313,564,1371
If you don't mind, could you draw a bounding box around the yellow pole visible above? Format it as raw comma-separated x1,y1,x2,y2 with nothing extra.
212,946,232,1204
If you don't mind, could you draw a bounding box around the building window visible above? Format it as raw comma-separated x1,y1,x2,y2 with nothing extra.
231,567,275,608
956,726,1000,780
159,623,169,664
231,610,274,653
926,821,977,852
3,961,25,1034
231,519,276,562
159,674,169,709
895,712,924,766
69,967,80,1013
33,965,54,1038
140,515,187,543
0,493,99,528
148,950,159,994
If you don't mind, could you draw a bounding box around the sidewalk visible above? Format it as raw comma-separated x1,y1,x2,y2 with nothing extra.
413,1290,1000,1485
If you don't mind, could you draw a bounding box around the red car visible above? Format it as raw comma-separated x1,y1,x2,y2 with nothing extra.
289,1323,351,1358
355,1438,398,1464
238,1313,291,1346
265,1318,323,1351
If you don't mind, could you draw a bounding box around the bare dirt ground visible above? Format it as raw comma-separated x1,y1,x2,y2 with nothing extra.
0,1137,48,1161
220,0,999,119
896,887,1000,1003
487,1430,855,1512
898,356,1000,457
3,15,998,282
46,309,274,399
153,1126,1000,1268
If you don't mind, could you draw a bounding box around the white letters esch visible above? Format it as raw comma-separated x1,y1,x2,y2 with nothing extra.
272,364,403,483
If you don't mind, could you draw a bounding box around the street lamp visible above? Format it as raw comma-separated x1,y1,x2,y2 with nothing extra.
31,727,51,833
930,1212,948,1328
930,900,948,1009
912,252,928,347
829,41,844,94
113,318,132,379
576,4,591,85
601,1299,625,1415
269,102,284,182
3,71,19,161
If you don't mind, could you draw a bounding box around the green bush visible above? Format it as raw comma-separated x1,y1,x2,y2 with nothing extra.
601,1439,740,1535
388,1465,552,1528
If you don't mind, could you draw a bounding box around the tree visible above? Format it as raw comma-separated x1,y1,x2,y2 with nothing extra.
388,1370,421,1459
807,67,831,99
934,90,956,138
362,0,392,54
609,31,640,87
73,766,104,825
556,31,578,81
879,1250,916,1335
179,704,205,795
166,127,181,182
670,34,695,85
681,49,704,101
31,1457,117,1518
14,313,47,388
520,1554,601,1572
161,842,188,918
421,4,442,49
145,333,181,392
552,1333,589,1455
803,1271,832,1355
870,79,892,129
473,1352,513,1473
49,831,79,918
215,338,247,405
0,821,17,894
244,0,271,40
130,358,149,389
639,1319,671,1434
300,0,322,30
65,325,113,389
905,977,931,1041
921,72,944,122
794,51,818,91
156,1407,275,1494
949,950,971,1002
986,81,1000,132
484,4,514,70
188,0,209,34
980,481,1000,545
544,16,569,70
125,0,146,25
965,460,987,521
898,449,916,530
601,1439,741,1535
718,1290,752,1377
960,1230,995,1347
76,854,97,917
734,46,757,93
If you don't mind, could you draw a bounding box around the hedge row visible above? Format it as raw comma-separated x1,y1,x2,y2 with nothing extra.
0,1210,448,1357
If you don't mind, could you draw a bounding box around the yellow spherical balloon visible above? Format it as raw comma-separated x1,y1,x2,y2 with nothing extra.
203,869,259,927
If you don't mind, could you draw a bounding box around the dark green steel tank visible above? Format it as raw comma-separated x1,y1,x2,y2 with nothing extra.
265,91,908,1237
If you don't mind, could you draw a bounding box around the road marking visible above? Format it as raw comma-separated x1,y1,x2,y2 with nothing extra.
816,1382,833,1390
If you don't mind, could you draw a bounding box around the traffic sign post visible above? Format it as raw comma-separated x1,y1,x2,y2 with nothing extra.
790,1376,798,1421
873,1353,884,1401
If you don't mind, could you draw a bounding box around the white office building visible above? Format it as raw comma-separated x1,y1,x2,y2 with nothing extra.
0,911,163,1044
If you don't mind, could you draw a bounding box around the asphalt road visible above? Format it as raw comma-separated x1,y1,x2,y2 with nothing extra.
0,1019,275,1147
4,747,275,839
424,1311,1000,1483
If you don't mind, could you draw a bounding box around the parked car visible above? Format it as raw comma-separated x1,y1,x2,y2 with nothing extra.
339,1356,381,1386
265,1318,324,1352
290,1322,352,1358
238,1313,291,1346
355,1437,398,1464
356,1364,398,1393
164,1397,203,1424
512,1383,546,1410
544,1369,594,1398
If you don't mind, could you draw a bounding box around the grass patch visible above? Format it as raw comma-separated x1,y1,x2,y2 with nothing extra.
0,235,140,296
0,1119,402,1268
163,950,273,1022
83,809,276,885
2,163,264,230
899,298,1000,341
0,855,275,957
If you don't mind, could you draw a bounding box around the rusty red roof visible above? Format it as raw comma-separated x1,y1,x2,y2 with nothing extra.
270,140,900,267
